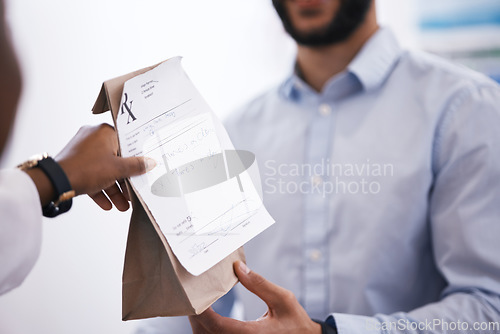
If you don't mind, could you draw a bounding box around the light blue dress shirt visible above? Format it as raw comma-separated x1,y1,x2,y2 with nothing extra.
136,27,500,334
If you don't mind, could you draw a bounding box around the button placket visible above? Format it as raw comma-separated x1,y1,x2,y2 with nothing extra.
302,100,334,318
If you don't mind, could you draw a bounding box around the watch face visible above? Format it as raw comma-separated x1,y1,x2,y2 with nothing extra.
29,152,49,161
17,152,49,170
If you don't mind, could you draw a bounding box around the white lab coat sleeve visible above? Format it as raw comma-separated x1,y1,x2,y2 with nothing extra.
0,168,42,296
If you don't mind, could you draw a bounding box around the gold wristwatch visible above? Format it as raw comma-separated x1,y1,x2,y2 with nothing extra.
18,153,75,217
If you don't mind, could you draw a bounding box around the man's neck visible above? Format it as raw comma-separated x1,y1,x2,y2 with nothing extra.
296,18,379,92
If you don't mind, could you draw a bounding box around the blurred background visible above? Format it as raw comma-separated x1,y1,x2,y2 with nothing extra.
418,0,500,82
0,0,498,333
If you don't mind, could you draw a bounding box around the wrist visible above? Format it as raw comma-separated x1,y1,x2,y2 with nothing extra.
313,318,338,334
24,167,56,206
55,158,78,195
18,153,75,217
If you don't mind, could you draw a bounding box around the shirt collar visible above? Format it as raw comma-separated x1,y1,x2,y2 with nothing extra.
281,27,402,100
348,27,402,92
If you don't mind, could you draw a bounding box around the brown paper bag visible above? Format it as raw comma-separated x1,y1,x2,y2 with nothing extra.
92,60,245,320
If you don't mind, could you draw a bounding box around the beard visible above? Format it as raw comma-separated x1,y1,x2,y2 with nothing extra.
272,0,372,47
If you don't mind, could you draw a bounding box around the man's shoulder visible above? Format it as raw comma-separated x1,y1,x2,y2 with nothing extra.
223,86,282,129
399,49,498,90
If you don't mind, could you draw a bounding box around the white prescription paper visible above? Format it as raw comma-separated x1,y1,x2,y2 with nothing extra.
116,57,275,276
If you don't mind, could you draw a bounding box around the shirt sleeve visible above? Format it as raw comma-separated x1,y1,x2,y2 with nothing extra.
134,316,192,334
331,84,500,334
0,168,42,295
133,287,236,333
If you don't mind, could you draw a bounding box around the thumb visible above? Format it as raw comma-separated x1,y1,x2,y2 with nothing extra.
118,156,156,178
234,261,292,311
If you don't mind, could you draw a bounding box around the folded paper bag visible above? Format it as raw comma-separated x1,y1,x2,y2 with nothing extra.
92,60,245,320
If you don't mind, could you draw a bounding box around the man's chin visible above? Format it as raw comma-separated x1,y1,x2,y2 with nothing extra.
288,27,333,46
273,0,373,47
297,8,324,18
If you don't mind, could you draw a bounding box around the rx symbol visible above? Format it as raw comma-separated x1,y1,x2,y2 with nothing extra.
121,93,137,124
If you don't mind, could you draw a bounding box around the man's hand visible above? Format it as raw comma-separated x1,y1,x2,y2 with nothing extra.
189,261,321,334
55,124,155,211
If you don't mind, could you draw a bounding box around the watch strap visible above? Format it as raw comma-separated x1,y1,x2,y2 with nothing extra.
313,318,338,334
37,157,74,217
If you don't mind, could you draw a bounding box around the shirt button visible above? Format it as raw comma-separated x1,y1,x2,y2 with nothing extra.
310,249,322,262
319,103,331,116
311,175,323,186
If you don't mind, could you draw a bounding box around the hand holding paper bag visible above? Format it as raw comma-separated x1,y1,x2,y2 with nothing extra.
92,57,275,319
55,124,155,211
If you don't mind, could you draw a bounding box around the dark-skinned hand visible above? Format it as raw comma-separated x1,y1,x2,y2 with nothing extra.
26,124,155,211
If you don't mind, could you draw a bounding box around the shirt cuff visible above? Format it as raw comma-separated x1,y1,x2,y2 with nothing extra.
332,313,381,334
0,168,43,295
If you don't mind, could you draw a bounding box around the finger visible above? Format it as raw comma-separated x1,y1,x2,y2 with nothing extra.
256,310,269,321
189,308,221,334
117,156,156,179
189,307,252,334
118,179,131,202
234,261,294,311
103,182,130,212
189,308,222,334
189,312,212,333
89,191,112,211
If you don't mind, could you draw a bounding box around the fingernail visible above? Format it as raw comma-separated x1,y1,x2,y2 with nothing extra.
144,157,157,172
239,261,251,275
